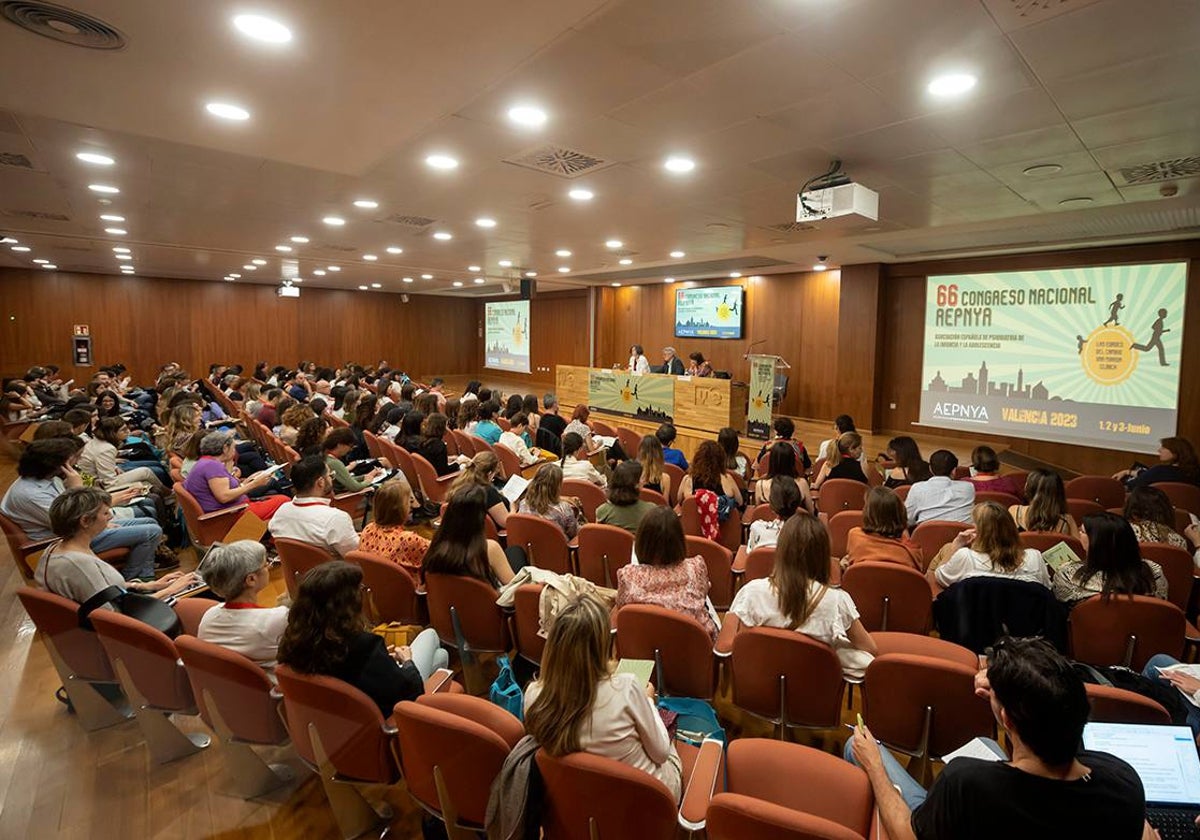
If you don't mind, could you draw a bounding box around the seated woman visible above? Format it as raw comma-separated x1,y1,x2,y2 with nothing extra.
278,404,314,447
757,441,814,514
931,501,1050,591
183,431,289,521
596,461,657,534
417,412,466,477
423,486,516,586
747,475,803,551
321,427,387,493
521,394,541,438
963,445,1025,498
197,540,289,672
753,417,811,475
473,401,504,445
844,486,923,570
560,432,607,487
377,405,406,442
685,351,713,378
564,405,595,452
636,435,671,501
679,440,744,508
1116,436,1200,489
617,506,717,641
1052,512,1167,606
812,432,868,489
293,415,329,458
448,451,510,530
457,399,479,435
1124,485,1190,550
276,561,447,718
725,514,876,680
79,417,167,492
357,480,430,574
161,403,202,460
348,394,378,462
177,429,206,479
36,487,197,603
1009,469,1079,537
883,436,931,488
718,427,749,480
525,593,683,801
499,413,540,468
396,410,426,453
517,463,583,540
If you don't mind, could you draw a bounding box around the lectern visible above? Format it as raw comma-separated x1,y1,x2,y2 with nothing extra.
745,354,790,439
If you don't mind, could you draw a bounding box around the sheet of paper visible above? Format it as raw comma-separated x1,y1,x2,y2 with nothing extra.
1040,540,1082,572
593,435,616,449
1157,663,1200,708
942,737,1006,764
615,658,654,687
501,474,530,505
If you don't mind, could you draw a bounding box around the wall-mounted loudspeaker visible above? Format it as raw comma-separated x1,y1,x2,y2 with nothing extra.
520,278,537,299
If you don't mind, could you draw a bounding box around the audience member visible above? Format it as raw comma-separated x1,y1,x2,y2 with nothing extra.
627,344,651,374
448,452,509,529
905,449,975,525
474,401,503,445
1117,436,1199,489
1123,485,1189,549
183,431,289,521
812,431,868,488
844,486,923,570
931,502,1049,591
564,405,595,451
540,393,568,439
321,427,385,493
617,506,716,640
293,415,329,457
656,423,689,471
197,540,288,672
560,432,607,487
817,415,857,461
499,413,540,468
757,441,813,514
357,480,429,573
884,436,931,488
596,461,657,534
962,445,1024,498
661,346,685,375
636,434,671,500
718,426,749,479
1009,469,1079,536
1052,511,1166,605
747,475,803,551
268,456,359,557
755,417,811,473
517,464,583,540
424,486,515,586
416,412,462,476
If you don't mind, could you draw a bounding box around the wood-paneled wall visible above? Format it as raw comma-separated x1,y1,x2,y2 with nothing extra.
475,290,592,383
594,271,842,419
0,269,479,384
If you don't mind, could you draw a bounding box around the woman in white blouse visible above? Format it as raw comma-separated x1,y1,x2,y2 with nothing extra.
930,501,1050,592
560,432,607,487
525,592,682,800
628,344,651,374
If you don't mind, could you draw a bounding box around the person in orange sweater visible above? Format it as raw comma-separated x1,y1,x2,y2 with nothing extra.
843,486,923,570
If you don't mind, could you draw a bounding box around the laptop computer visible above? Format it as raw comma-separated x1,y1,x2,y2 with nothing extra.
1083,722,1200,839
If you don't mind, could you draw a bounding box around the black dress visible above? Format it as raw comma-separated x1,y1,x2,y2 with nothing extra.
328,631,424,718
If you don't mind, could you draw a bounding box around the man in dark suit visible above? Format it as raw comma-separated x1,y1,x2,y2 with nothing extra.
662,346,686,375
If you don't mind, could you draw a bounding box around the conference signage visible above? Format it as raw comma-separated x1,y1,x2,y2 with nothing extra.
747,355,775,438
483,300,531,374
587,369,675,421
674,286,744,339
919,263,1187,452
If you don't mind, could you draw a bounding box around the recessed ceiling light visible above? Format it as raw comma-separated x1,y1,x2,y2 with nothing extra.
619,258,633,266
88,184,119,194
524,271,537,278
558,266,570,273
243,265,257,270
568,188,594,201
353,199,378,209
229,273,241,278
664,277,675,284
100,214,125,222
433,231,452,241
205,102,251,121
115,254,132,261
1022,163,1063,178
1058,196,1094,207
363,254,377,261
225,276,235,281
473,277,485,284
42,264,57,269
0,237,16,244
475,217,497,228
323,216,345,226
293,277,304,284
290,235,309,243
452,281,464,287
507,104,548,127
251,258,267,265
670,250,685,258
327,266,340,272
275,245,292,252
611,282,621,287
664,156,695,173
402,276,414,283
33,258,48,264
121,267,135,273
605,239,623,249
76,152,114,166
425,154,459,170
232,14,292,44
813,262,828,271
468,264,481,272
386,246,403,254
555,249,572,258
11,245,31,252
105,228,127,235
729,271,741,278
358,285,369,290
370,282,382,288
313,269,325,276
927,72,977,97
421,273,433,279
499,259,513,268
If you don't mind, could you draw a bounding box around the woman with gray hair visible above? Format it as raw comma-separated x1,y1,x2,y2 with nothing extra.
181,431,289,521
36,487,197,604
197,541,289,671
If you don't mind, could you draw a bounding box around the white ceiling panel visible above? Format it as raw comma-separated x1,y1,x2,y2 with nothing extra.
1045,49,1200,121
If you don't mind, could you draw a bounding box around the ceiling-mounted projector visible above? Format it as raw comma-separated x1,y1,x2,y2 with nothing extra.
797,182,879,223
277,283,300,298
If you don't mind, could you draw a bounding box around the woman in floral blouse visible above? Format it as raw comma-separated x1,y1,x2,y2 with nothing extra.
517,463,583,540
357,479,429,572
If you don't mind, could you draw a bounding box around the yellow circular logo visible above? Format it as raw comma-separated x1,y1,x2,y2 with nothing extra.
620,387,632,403
1081,325,1137,385
716,303,731,321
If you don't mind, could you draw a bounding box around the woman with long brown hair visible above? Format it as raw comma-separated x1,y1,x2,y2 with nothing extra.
524,592,682,800
1052,512,1165,606
423,485,515,586
1121,436,1200,489
448,451,509,529
678,440,743,504
636,434,670,500
883,436,931,488
1009,469,1079,537
517,463,583,539
933,501,1050,591
725,515,876,679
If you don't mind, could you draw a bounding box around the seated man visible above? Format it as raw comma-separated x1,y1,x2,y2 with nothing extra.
540,393,568,439
1,438,164,580
661,346,685,376
656,423,689,471
847,636,1148,840
269,455,360,557
904,449,975,525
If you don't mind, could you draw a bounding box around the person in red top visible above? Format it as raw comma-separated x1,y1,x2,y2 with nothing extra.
962,445,1025,500
357,479,429,573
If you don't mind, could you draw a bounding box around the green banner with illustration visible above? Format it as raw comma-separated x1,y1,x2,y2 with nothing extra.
587,370,674,422
747,356,775,439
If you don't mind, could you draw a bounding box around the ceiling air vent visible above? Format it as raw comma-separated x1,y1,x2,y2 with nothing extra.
1,1,126,49
0,151,34,169
504,145,613,179
764,221,817,234
384,214,437,229
1,208,69,221
320,244,357,252
981,0,1103,31
1118,156,1200,185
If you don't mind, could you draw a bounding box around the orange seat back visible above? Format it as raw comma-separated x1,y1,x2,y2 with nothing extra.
175,634,289,746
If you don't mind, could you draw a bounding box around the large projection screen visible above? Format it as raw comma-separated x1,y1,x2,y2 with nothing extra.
919,263,1187,453
484,300,531,374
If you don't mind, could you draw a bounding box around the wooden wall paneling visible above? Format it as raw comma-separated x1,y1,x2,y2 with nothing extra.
476,291,591,387
835,263,885,431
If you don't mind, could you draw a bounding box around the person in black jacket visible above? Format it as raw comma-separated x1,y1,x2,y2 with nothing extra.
276,561,447,717
661,347,686,376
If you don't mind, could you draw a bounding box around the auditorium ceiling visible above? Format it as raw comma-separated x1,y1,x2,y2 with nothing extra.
0,0,1197,295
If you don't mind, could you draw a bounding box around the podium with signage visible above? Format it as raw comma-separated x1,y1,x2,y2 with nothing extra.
745,354,790,439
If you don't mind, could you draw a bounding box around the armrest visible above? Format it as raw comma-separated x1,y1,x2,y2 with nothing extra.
333,489,371,501
18,536,56,555
198,503,249,521
731,545,748,574
1187,621,1200,644
435,473,457,485
678,737,724,831
424,668,455,694
568,538,579,550
713,620,737,657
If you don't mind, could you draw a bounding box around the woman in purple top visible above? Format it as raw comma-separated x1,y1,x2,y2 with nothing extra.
183,432,289,521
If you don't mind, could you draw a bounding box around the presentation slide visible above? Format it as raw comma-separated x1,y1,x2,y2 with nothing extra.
674,286,744,339
919,262,1187,452
484,300,531,374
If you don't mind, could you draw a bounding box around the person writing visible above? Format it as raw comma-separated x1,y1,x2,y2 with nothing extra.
499,413,541,468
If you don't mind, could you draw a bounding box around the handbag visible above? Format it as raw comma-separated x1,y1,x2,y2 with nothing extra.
489,655,524,720
78,584,182,638
656,696,726,745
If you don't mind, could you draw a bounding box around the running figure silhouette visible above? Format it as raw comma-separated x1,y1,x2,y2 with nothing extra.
1131,308,1171,366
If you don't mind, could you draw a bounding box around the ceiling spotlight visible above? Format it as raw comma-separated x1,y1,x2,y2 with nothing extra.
322,216,345,226
663,156,696,173
729,271,741,278
473,277,486,284
452,281,464,287
243,265,257,270
105,228,127,235
555,249,572,258
33,258,48,264
468,265,482,272
0,237,17,244
313,269,326,276
290,235,309,243
421,273,433,279
42,264,57,269
205,102,251,121
402,277,414,283
113,246,130,253
292,277,303,283
11,245,30,252
927,72,977,98
386,246,403,254
100,214,125,222
433,231,452,240
251,258,267,265
813,256,829,271
558,266,570,273
275,245,292,252
611,282,621,287
229,273,241,278
363,254,377,261
664,277,675,284
358,285,369,290
499,259,513,268
76,152,114,166
353,199,378,209
88,184,120,194
475,217,497,228
425,153,459,170
507,104,548,127
1058,196,1094,207
619,258,633,266
524,271,537,278
605,239,623,249
1022,163,1063,177
568,188,594,201
370,282,382,288
115,254,132,261
232,14,292,44
670,250,685,258
327,266,340,272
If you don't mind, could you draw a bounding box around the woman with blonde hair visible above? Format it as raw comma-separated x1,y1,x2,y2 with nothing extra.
812,431,868,489
636,434,670,500
448,451,509,529
357,479,430,572
517,463,582,539
725,514,876,680
932,501,1050,591
524,592,683,800
161,403,201,457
